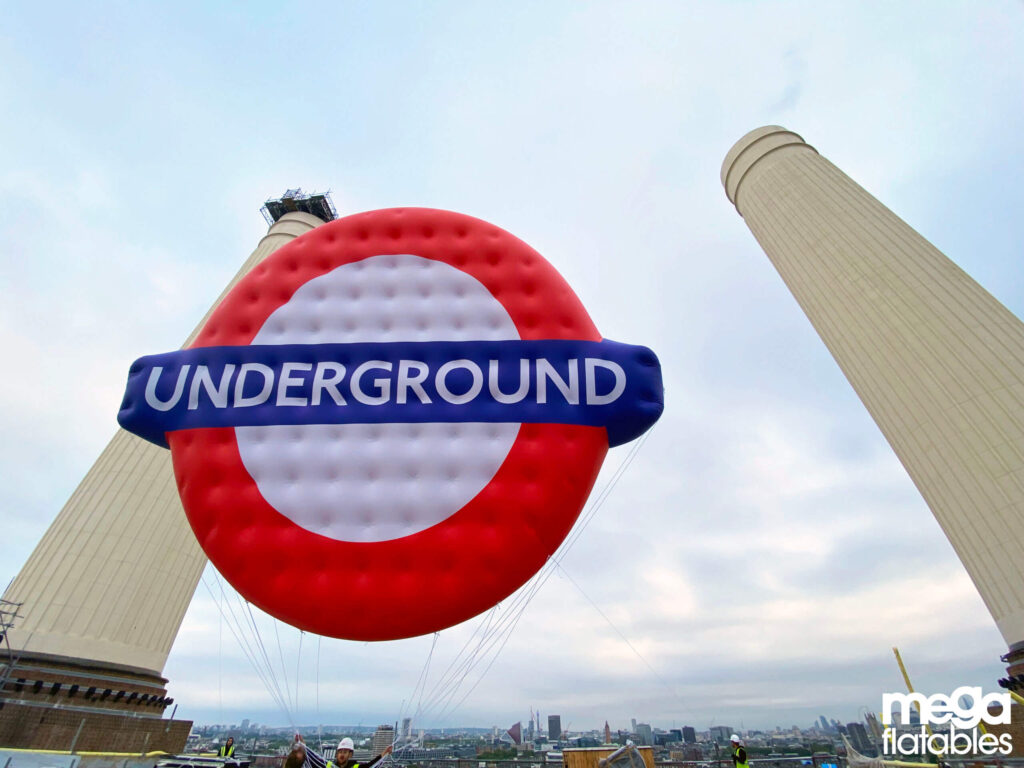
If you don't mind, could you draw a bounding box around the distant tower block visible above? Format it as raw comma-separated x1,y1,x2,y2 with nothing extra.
372,724,396,757
0,192,333,751
722,126,1024,666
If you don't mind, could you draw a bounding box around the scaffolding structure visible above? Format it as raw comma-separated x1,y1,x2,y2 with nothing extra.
260,188,338,225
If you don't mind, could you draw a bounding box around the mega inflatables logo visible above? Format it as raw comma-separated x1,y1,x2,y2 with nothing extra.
881,688,1012,756
118,208,663,641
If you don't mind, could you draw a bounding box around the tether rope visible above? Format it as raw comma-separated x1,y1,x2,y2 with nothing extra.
409,632,439,725
215,573,292,720
217,571,294,726
317,635,323,753
244,599,293,724
295,629,304,714
554,560,689,708
391,631,441,756
220,575,294,725
273,620,292,722
201,572,293,725
409,429,653,726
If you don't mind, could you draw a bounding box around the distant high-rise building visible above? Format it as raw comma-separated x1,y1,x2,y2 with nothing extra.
549,715,562,742
709,726,732,744
373,724,395,757
605,721,612,744
241,718,250,731
631,719,637,732
402,717,412,741
635,724,653,747
682,727,696,744
818,716,829,732
668,729,682,743
722,126,1024,676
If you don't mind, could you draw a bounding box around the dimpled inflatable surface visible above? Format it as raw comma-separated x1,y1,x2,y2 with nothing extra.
170,208,610,640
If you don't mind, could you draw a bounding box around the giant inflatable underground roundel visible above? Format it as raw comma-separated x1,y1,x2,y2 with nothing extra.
118,208,663,641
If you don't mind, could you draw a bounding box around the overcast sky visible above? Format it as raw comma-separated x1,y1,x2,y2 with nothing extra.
3,1,1024,735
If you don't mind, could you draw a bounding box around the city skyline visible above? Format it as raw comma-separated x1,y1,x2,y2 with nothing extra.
3,1,1022,733
185,714,876,736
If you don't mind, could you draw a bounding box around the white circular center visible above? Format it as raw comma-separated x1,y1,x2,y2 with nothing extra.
236,253,520,542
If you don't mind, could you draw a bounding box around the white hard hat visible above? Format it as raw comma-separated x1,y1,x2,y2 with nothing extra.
730,735,740,743
338,738,355,751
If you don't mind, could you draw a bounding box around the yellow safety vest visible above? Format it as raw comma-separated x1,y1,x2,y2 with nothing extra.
219,745,235,758
732,747,749,768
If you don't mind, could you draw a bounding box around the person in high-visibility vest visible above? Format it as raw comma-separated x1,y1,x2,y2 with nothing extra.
328,737,393,768
219,737,236,758
288,734,392,768
729,735,749,768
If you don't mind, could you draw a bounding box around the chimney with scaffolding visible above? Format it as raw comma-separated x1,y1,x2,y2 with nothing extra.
0,188,336,750
261,188,338,225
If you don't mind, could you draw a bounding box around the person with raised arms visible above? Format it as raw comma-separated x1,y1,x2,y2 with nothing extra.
286,734,393,768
